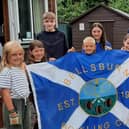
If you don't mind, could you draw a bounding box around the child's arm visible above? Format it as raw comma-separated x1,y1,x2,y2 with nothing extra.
2,88,15,112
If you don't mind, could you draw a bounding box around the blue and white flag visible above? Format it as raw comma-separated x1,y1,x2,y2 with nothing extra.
27,50,129,129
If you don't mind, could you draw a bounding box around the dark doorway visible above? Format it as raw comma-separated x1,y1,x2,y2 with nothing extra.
102,21,114,47
0,0,4,45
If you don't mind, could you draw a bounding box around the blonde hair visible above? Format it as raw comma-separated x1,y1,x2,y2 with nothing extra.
83,36,96,45
43,12,56,20
0,40,24,70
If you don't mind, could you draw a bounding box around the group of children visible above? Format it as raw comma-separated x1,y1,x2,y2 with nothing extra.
0,11,129,129
82,23,129,54
0,11,70,129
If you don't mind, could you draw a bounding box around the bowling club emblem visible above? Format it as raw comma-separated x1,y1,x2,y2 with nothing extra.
79,78,117,117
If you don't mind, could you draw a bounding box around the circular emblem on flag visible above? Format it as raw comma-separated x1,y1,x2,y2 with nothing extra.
79,78,117,117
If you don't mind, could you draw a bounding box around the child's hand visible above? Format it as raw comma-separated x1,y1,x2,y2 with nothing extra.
105,46,112,50
67,47,76,52
49,57,56,61
121,46,129,51
9,112,21,125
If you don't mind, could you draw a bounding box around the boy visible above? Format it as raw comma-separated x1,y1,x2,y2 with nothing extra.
36,12,68,61
82,36,96,54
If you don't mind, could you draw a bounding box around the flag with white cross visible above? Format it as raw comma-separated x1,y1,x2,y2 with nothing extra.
27,50,129,129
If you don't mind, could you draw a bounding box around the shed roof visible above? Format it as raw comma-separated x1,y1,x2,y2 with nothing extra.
70,4,129,24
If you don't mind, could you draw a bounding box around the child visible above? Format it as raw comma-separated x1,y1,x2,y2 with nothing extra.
121,33,129,51
82,36,96,55
26,40,46,129
90,22,112,52
27,40,46,64
37,12,74,61
36,12,69,61
0,41,31,129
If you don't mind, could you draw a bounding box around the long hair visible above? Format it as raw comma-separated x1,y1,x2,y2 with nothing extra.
0,40,24,71
27,40,46,64
90,22,107,49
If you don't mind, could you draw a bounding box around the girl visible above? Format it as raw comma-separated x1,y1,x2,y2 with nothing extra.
27,40,46,64
121,33,129,51
26,40,46,129
36,12,68,61
0,41,31,129
90,22,112,52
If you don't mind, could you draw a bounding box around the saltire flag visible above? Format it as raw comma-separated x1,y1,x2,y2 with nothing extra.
27,50,129,129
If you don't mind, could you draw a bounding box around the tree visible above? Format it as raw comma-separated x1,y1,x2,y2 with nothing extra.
109,0,129,13
57,0,87,23
57,0,129,23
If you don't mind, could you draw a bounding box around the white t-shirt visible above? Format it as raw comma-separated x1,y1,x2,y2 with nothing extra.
0,67,30,99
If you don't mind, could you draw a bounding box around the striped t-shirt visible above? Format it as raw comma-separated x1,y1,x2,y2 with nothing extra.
0,67,30,99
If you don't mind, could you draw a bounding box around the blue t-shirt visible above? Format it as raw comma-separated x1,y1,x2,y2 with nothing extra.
96,41,112,52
